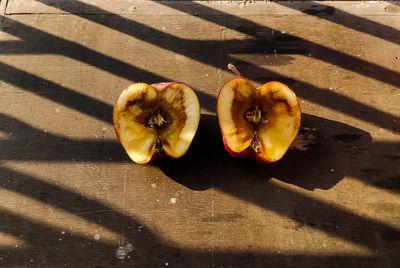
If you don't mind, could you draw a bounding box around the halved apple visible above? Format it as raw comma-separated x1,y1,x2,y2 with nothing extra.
217,64,301,163
113,82,200,164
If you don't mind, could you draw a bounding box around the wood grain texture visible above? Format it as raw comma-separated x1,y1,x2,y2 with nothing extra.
0,0,399,267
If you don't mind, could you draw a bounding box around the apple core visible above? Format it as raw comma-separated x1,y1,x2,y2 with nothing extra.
146,109,171,129
113,82,200,164
217,70,301,163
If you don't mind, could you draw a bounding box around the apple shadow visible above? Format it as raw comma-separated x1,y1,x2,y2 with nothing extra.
159,113,372,191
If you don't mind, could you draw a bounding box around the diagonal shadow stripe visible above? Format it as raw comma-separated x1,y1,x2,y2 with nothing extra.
1,15,399,133
231,180,400,254
159,0,400,46
0,166,160,245
2,165,383,267
0,39,308,56
1,113,400,253
0,206,192,267
1,4,398,266
0,208,387,267
226,60,399,133
1,159,400,256
280,1,400,46
159,113,400,253
0,247,387,267
0,16,217,113
0,110,400,192
6,1,400,91
150,0,400,88
0,17,162,83
190,251,385,268
0,61,113,123
1,111,399,194
161,160,400,255
0,114,399,265
22,1,400,133
0,208,117,247
0,208,118,259
0,112,127,162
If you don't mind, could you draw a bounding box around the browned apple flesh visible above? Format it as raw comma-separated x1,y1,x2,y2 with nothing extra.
217,78,257,153
113,83,200,164
217,79,301,162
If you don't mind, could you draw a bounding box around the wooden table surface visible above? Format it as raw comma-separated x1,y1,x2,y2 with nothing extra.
0,0,399,267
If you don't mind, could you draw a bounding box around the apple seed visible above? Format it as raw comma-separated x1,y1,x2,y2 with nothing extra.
250,135,260,152
146,110,171,129
244,106,269,125
154,138,163,154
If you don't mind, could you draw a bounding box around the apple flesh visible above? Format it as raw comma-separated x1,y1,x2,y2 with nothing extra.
113,82,200,164
217,68,301,163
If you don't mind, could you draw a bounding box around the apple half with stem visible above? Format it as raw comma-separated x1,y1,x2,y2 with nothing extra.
217,64,301,163
113,82,200,164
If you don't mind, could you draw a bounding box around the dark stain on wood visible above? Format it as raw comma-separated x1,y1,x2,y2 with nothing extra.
331,134,363,143
374,176,400,190
303,6,335,16
361,169,385,176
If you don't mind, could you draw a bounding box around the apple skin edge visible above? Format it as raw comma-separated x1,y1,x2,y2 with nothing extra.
216,78,300,164
151,82,201,162
113,96,159,165
221,134,272,164
150,82,174,91
216,78,273,164
221,134,248,159
151,83,179,162
113,82,190,164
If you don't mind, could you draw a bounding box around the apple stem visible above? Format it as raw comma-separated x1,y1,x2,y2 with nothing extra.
227,63,242,78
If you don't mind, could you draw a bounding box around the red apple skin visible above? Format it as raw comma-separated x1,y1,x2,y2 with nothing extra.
146,152,159,164
250,150,272,164
217,78,272,164
217,78,299,164
113,111,166,164
147,82,174,163
217,77,250,160
222,134,272,164
221,134,249,159
150,82,174,91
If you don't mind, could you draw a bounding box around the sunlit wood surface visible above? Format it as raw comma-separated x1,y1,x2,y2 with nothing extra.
0,0,399,267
